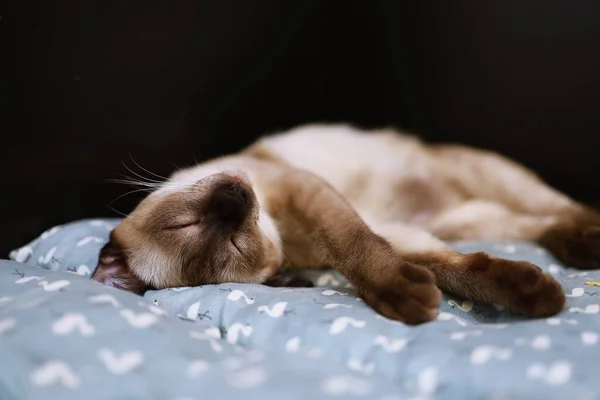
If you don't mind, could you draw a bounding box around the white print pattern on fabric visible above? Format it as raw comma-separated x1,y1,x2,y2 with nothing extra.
187,360,211,378
568,304,600,314
321,375,372,396
285,337,301,353
323,303,353,310
120,309,159,328
15,276,44,284
329,317,366,335
97,349,144,375
470,346,512,365
13,246,33,263
38,280,70,292
38,246,57,265
74,265,91,276
450,330,482,341
52,313,95,337
346,358,375,375
31,361,81,389
189,331,224,353
258,302,287,318
76,237,105,247
226,323,253,344
88,294,120,307
0,318,16,336
3,218,600,400
227,290,255,304
566,287,585,297
580,331,598,346
225,366,269,389
373,336,408,353
526,362,572,385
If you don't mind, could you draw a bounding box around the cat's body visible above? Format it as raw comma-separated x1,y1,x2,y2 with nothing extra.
93,124,600,324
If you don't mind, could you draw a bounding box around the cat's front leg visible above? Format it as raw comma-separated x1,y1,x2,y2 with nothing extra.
266,168,442,324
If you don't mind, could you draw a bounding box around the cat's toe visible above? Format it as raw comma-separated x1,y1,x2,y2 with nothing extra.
489,259,566,317
359,261,442,325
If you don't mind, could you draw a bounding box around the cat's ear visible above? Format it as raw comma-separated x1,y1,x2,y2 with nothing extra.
91,239,150,295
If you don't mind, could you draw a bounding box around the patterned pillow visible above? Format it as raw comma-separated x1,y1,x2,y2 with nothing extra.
3,219,600,399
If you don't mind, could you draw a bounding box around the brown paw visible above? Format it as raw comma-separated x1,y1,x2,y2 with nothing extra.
538,211,600,270
358,261,442,325
486,258,566,317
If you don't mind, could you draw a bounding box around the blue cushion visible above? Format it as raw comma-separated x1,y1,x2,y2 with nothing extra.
2,219,600,399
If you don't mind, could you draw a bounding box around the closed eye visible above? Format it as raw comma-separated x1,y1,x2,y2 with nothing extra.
163,220,200,230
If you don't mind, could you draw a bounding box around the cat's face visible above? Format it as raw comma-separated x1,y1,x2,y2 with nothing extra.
92,171,283,294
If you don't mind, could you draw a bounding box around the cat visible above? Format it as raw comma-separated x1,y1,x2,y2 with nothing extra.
92,123,600,325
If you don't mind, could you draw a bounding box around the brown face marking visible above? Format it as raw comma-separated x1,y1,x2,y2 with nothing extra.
94,173,282,292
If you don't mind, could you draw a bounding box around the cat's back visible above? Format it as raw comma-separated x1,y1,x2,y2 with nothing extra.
246,123,455,221
248,123,426,188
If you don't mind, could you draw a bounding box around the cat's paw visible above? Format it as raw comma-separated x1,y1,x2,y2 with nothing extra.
486,258,566,317
358,261,442,325
538,210,600,270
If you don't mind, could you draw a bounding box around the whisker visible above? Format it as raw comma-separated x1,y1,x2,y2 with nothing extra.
119,173,165,184
128,152,170,181
107,188,154,207
105,177,164,188
115,161,198,191
121,158,164,184
104,178,150,185
105,203,129,218
165,155,186,172
106,174,193,190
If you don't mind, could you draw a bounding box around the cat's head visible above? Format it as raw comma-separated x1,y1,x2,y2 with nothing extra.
91,170,283,294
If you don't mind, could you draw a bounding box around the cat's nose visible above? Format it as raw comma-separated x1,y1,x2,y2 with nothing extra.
208,179,251,231
221,183,250,207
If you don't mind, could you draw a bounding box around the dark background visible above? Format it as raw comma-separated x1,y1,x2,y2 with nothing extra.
2,1,600,257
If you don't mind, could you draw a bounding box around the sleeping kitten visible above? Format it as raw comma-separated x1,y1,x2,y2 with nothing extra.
92,124,600,324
